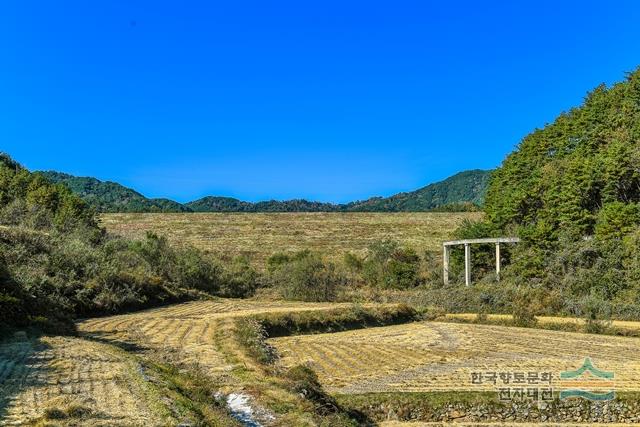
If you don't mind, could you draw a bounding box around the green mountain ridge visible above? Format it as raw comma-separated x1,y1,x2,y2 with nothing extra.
39,171,191,213
185,196,341,212
38,169,492,213
344,169,490,212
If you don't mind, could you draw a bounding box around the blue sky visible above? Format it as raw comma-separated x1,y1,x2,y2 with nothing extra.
1,1,640,203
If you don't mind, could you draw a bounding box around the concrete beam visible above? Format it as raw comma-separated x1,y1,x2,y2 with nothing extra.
443,237,520,246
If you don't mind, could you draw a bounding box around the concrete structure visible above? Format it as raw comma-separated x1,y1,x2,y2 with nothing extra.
443,237,520,286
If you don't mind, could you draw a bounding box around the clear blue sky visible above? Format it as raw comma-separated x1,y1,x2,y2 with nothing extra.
2,1,640,203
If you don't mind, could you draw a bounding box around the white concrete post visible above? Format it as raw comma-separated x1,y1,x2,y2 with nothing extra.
443,245,450,285
464,243,471,286
495,242,501,282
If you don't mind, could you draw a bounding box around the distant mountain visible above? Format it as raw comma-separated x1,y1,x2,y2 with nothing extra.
344,169,491,212
185,196,253,212
38,171,191,213
39,169,491,213
186,197,339,212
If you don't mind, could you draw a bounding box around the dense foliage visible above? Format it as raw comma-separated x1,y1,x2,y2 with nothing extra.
268,250,346,301
186,196,340,212
485,71,640,242
265,240,436,302
0,156,258,333
456,68,640,319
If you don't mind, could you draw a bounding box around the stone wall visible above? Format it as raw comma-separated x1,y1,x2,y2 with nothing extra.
353,398,640,424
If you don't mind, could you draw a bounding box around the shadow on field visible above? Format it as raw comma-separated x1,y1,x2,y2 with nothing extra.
79,331,150,353
0,333,54,421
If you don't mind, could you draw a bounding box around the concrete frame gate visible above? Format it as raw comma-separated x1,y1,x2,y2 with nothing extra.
443,237,520,286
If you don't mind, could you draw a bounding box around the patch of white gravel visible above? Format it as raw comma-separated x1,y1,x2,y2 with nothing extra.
225,392,274,427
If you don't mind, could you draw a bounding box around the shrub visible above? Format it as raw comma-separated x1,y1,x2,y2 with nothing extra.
173,246,223,294
219,256,260,298
255,304,420,337
511,287,538,327
581,293,612,334
362,240,422,289
0,155,262,330
266,249,311,272
343,252,363,272
270,251,345,302
266,252,292,272
234,317,277,364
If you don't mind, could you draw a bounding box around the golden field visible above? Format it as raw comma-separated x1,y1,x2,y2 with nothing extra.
4,213,640,425
4,298,640,425
0,299,351,425
100,212,481,264
0,334,166,426
270,321,640,394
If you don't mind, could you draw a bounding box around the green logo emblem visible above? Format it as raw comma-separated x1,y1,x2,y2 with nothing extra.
559,358,615,401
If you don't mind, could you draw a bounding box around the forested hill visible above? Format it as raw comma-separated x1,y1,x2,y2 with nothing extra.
185,197,340,212
343,169,490,212
484,68,640,242
172,169,492,212
39,171,191,213
38,169,492,213
454,67,640,318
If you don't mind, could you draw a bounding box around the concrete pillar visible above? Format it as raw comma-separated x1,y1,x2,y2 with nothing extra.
464,243,471,286
443,245,450,285
495,242,501,282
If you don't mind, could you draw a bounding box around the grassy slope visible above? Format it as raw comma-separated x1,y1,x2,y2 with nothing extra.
100,212,481,265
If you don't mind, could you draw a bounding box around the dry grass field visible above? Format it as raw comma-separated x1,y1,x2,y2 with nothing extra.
4,298,640,425
270,321,640,394
446,313,640,335
1,299,348,425
78,299,351,382
100,212,481,264
0,335,166,426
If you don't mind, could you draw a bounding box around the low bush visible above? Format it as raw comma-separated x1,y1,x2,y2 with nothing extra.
361,240,422,289
234,317,277,364
269,251,345,302
219,256,260,298
254,304,421,338
511,287,539,327
581,293,612,334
